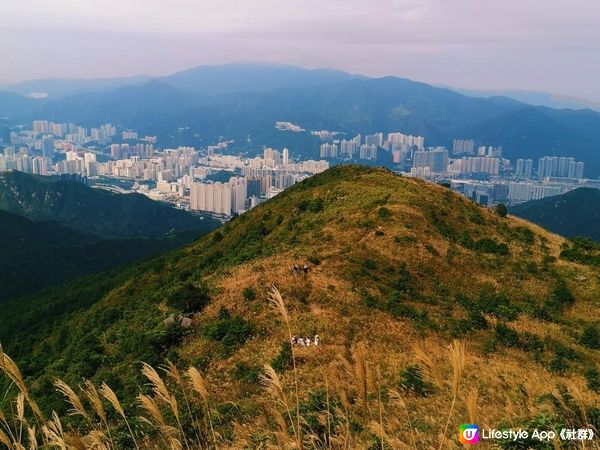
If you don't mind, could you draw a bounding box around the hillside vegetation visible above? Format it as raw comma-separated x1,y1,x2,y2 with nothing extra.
0,209,205,303
1,166,600,449
0,171,219,239
511,187,600,241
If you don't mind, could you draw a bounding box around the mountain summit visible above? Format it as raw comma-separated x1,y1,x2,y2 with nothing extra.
1,166,599,447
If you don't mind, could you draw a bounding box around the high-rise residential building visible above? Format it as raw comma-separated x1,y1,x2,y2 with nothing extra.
365,132,383,147
515,159,533,178
32,120,49,135
452,139,475,155
190,177,247,216
320,143,338,159
413,147,449,173
359,144,378,160
537,156,584,179
42,135,54,159
111,144,122,159
458,156,500,175
387,132,424,149
508,182,565,203
282,148,289,166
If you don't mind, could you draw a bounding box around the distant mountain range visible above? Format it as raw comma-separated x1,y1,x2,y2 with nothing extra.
2,63,600,176
449,87,600,113
511,188,600,241
0,171,219,239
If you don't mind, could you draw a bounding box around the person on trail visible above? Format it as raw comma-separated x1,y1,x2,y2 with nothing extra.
293,264,299,277
291,335,298,346
303,264,309,276
314,335,320,346
298,337,305,347
305,337,311,347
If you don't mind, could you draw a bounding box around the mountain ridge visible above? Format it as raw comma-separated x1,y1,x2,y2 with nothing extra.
0,171,219,239
1,165,599,447
511,187,600,241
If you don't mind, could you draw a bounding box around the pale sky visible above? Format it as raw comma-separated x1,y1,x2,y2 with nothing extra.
1,0,600,101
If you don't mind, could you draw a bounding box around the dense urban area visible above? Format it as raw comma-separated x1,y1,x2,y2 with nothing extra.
0,118,597,218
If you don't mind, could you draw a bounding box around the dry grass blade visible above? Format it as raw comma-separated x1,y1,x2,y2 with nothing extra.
0,346,44,422
466,387,478,424
99,383,124,418
186,367,208,403
54,380,89,420
100,382,139,450
186,366,217,448
0,428,12,449
27,426,37,450
16,392,25,423
437,340,467,450
267,286,303,449
138,394,166,427
82,380,107,423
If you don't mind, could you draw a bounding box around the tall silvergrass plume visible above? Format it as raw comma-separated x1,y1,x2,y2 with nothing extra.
141,363,189,450
27,425,38,450
259,363,299,447
338,342,372,417
42,412,67,450
0,345,44,424
82,380,115,450
186,366,217,448
437,340,466,450
389,388,418,450
99,382,139,450
163,361,202,448
54,380,90,421
268,285,303,449
466,387,478,425
413,346,439,388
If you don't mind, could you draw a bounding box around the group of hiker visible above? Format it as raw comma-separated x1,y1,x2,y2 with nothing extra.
291,334,321,347
292,263,310,277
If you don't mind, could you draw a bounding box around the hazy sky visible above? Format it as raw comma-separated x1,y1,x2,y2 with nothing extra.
2,0,600,101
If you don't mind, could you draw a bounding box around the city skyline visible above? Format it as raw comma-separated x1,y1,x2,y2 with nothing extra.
2,0,600,102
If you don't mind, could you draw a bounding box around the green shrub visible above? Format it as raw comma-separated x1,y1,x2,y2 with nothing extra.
378,207,391,219
166,282,210,313
271,342,293,373
233,362,261,384
399,365,435,397
495,203,508,217
298,197,324,213
476,289,519,321
580,323,600,349
494,323,519,347
203,314,254,354
307,255,321,265
473,238,509,255
549,355,568,374
242,286,257,301
585,367,600,393
544,280,575,314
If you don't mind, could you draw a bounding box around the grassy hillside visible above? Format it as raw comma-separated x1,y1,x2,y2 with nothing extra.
1,166,599,449
0,171,219,239
511,187,600,241
0,209,206,302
